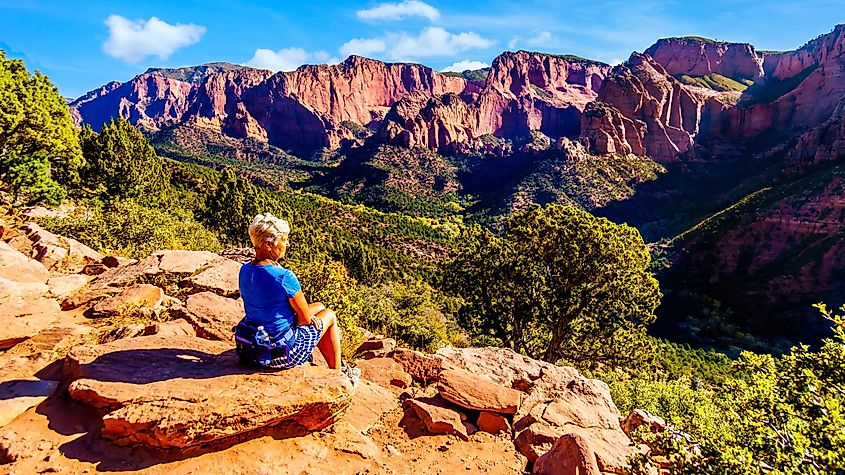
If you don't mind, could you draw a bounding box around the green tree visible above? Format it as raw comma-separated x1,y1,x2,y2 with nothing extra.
632,303,845,474
79,118,170,203
0,50,84,204
449,204,661,366
204,169,271,245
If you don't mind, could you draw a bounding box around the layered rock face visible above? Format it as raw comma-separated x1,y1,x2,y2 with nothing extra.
583,24,845,164
71,74,194,131
581,53,730,162
71,25,845,164
644,37,765,82
71,57,469,156
380,51,611,152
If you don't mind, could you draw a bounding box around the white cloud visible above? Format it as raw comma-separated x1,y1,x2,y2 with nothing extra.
526,31,553,46
246,48,340,71
314,50,340,64
442,60,488,72
387,27,494,60
102,14,205,63
246,47,309,71
357,1,440,22
508,37,519,50
339,38,387,58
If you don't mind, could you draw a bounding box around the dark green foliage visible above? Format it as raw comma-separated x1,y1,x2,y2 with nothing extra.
629,304,845,474
203,169,273,246
677,73,750,92
330,240,384,285
0,50,83,204
441,68,490,81
37,198,222,259
449,204,661,366
79,118,171,204
309,145,465,218
348,278,460,352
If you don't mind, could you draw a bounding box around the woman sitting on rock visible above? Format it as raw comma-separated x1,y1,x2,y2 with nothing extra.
235,213,359,383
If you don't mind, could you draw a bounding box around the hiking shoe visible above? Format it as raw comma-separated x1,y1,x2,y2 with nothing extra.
341,363,361,387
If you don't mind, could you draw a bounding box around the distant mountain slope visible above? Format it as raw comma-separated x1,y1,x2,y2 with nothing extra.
69,23,845,351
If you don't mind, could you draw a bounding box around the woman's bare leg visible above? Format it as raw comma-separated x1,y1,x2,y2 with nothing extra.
315,308,341,369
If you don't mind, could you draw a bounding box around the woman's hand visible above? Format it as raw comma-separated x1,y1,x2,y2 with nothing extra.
290,291,326,327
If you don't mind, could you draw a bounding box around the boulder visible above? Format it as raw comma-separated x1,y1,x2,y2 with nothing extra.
533,433,602,475
0,241,49,283
437,368,522,414
356,357,413,391
0,298,60,349
46,274,90,300
357,337,395,359
392,348,443,383
0,277,48,302
404,397,468,441
514,422,560,463
181,258,241,297
0,379,59,427
438,347,635,468
92,250,229,289
60,286,121,310
90,284,164,318
622,409,666,438
477,411,511,435
171,291,244,341
22,222,102,272
65,334,354,449
437,346,567,390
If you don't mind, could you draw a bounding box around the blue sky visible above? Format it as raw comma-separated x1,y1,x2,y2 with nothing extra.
2,0,843,99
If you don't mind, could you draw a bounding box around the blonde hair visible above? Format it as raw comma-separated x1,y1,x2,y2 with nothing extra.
248,213,290,248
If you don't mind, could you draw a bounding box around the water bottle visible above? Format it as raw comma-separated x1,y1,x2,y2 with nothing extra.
254,326,271,347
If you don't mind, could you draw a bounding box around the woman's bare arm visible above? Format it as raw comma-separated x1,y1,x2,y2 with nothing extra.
289,291,325,326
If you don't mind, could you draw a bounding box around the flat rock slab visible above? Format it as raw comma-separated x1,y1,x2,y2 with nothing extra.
0,241,49,283
46,274,90,300
339,380,399,434
437,346,579,390
438,367,522,414
392,348,443,383
22,222,102,272
181,258,241,298
356,357,412,391
0,298,60,349
65,335,353,449
92,250,230,289
0,379,59,427
404,397,468,441
90,284,164,317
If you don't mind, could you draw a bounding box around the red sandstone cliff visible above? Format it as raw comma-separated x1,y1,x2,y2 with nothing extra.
70,57,471,156
70,25,845,163
378,51,611,152
644,37,764,82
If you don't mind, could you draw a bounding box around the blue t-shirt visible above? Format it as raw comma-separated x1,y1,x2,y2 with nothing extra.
238,263,302,335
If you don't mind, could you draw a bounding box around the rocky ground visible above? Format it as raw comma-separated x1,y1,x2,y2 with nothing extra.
0,214,665,474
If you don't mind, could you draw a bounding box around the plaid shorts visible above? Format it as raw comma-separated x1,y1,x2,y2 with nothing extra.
266,319,323,369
